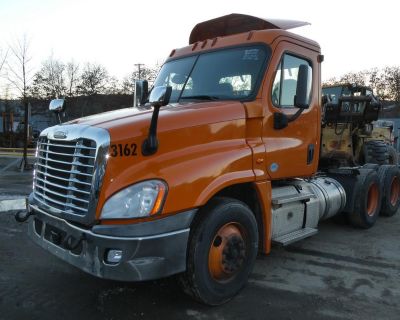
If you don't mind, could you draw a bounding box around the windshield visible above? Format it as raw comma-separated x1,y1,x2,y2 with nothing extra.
322,86,351,104
153,45,269,103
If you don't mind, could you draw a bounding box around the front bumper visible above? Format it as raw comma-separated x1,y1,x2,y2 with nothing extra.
27,199,196,282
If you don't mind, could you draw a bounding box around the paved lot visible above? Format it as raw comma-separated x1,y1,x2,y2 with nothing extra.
1,208,399,320
0,156,34,201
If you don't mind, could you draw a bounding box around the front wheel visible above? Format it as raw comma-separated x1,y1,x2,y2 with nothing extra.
179,197,258,305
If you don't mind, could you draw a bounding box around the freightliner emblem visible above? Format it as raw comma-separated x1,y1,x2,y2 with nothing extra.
53,131,68,139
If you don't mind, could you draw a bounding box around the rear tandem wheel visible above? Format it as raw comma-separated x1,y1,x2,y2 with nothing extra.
377,165,400,217
348,169,382,229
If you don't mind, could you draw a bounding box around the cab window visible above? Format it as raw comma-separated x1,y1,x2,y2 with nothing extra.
272,54,312,108
153,45,270,103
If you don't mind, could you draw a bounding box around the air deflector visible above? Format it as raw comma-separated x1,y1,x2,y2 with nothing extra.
189,13,310,44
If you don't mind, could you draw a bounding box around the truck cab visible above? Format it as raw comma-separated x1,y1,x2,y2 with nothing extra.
19,14,399,305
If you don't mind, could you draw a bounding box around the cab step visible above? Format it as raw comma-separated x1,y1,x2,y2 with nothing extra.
272,227,318,246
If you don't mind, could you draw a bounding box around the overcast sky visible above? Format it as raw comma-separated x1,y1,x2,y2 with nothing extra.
0,0,398,87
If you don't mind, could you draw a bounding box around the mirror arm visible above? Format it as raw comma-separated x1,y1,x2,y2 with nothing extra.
288,108,304,123
141,86,171,156
273,108,304,130
142,106,161,156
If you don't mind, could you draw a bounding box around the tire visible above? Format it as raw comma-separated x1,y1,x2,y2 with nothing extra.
377,165,400,217
387,146,399,165
362,140,389,165
348,169,382,229
179,197,258,305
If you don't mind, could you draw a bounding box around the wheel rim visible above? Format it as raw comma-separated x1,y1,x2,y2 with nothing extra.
390,176,400,206
367,183,379,216
208,222,246,281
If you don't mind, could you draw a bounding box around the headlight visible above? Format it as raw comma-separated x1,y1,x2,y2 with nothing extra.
100,180,167,219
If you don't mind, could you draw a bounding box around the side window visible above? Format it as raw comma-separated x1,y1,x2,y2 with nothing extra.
271,54,312,108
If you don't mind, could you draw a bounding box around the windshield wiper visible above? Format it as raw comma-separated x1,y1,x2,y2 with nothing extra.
180,95,220,101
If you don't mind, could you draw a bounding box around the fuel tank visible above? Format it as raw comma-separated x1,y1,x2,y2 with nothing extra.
271,177,346,238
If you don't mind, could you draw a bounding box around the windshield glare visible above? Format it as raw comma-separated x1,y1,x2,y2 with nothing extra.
153,46,269,103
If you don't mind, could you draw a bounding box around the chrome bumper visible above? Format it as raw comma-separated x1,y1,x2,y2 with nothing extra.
27,201,196,281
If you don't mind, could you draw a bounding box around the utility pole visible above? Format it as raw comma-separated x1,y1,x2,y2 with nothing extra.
134,63,144,80
21,98,29,171
133,63,144,108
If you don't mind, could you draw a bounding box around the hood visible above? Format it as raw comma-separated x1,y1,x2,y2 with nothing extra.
49,100,252,222
67,101,246,140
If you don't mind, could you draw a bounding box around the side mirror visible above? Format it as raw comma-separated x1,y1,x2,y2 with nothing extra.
149,86,172,107
49,99,65,113
49,99,66,124
134,80,149,107
294,64,311,109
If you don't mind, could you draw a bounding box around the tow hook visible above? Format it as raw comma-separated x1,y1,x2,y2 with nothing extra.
63,234,85,250
15,210,35,222
15,198,35,222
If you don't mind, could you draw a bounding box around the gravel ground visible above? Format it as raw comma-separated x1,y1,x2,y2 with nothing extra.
1,208,399,320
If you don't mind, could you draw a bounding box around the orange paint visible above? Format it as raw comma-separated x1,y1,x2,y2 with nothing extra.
67,24,322,253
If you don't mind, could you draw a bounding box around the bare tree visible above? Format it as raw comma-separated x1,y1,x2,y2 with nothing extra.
121,64,161,95
30,55,66,99
323,69,389,100
6,35,34,170
76,63,109,95
66,60,79,97
339,71,367,87
121,74,135,94
0,48,8,74
365,68,388,99
322,77,340,87
383,66,400,102
105,76,122,95
6,35,33,100
0,48,9,101
134,64,160,84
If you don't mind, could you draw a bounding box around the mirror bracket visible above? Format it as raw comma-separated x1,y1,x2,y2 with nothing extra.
273,108,304,130
142,86,172,156
273,112,288,129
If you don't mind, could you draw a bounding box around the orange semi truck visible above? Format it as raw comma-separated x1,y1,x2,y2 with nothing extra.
16,14,400,305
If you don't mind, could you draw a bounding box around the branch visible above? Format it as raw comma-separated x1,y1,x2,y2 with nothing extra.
0,48,9,73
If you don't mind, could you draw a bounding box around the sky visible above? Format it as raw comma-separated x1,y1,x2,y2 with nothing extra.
0,0,398,93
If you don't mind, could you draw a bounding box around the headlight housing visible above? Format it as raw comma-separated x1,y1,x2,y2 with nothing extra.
100,180,167,219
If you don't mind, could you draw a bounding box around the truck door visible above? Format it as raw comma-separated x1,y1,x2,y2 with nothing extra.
262,41,321,179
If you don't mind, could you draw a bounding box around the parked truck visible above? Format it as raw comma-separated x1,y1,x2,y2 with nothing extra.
16,14,400,305
321,83,398,167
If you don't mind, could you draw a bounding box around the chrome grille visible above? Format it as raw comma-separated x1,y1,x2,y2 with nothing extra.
33,137,97,216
